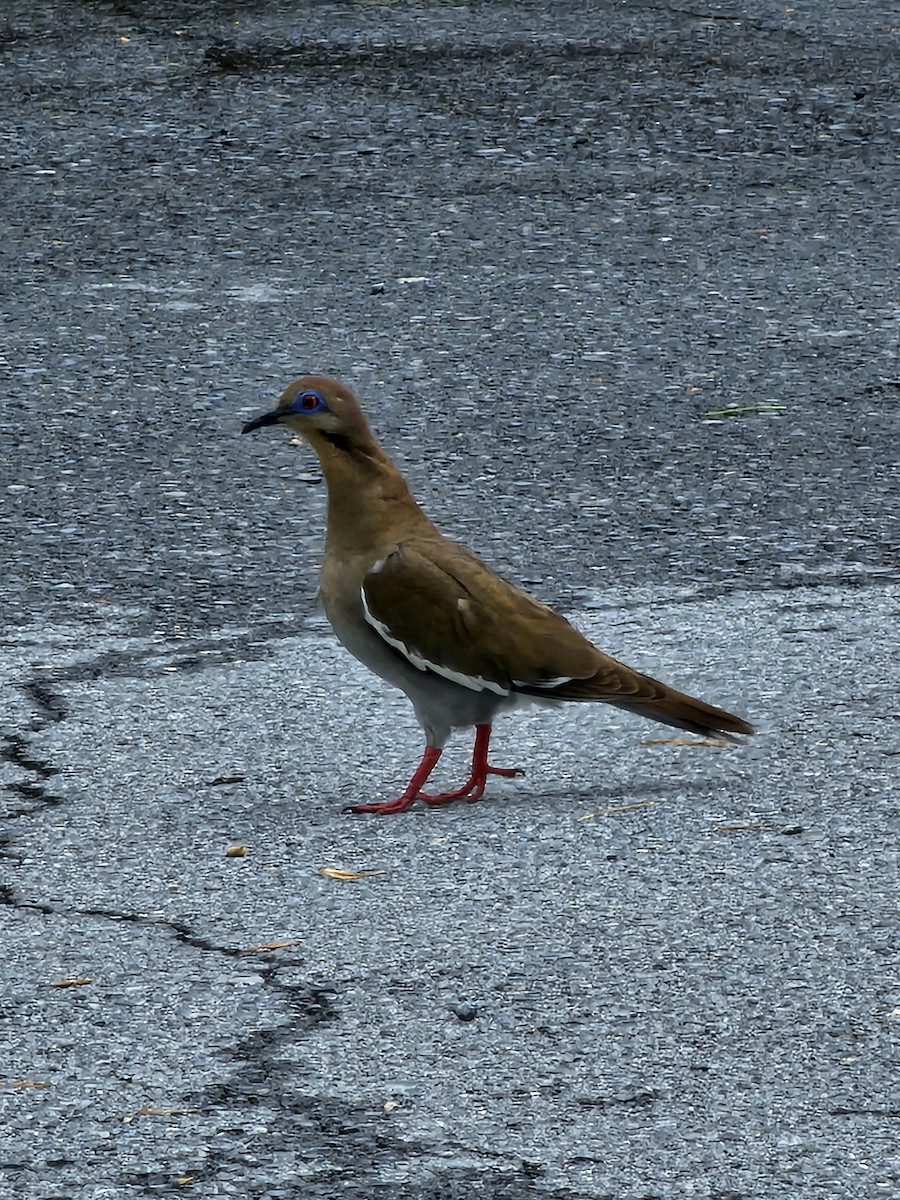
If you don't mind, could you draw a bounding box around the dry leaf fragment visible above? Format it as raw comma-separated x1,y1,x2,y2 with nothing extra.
50,976,92,988
239,939,302,954
701,403,787,419
578,801,656,821
320,868,387,881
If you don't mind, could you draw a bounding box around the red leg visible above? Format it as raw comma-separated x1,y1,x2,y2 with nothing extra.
420,724,523,807
346,745,443,815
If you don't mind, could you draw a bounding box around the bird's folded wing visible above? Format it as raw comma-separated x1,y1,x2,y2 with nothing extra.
360,538,613,695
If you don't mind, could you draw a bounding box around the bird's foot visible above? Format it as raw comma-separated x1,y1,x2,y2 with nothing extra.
420,764,524,807
346,745,445,814
419,783,483,806
345,755,524,814
345,790,421,815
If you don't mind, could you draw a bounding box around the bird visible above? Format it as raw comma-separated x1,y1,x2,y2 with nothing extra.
242,375,754,814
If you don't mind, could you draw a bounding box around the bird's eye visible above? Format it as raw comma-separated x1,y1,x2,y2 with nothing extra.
296,390,325,413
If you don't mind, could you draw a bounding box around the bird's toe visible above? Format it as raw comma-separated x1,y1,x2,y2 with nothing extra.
345,794,420,815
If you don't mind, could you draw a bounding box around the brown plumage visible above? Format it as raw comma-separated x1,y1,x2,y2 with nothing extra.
242,375,754,813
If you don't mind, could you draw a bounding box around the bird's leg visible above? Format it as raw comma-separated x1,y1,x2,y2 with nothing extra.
346,745,443,815
420,724,524,807
348,727,523,814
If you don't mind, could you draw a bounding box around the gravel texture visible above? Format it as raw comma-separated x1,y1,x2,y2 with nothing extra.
2,2,898,1198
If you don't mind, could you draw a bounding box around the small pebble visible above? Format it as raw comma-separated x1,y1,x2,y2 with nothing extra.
450,1001,478,1022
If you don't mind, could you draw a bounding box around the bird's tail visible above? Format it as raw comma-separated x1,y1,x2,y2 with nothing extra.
606,688,755,742
519,668,754,741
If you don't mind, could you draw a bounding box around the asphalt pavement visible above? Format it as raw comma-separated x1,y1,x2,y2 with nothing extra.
1,2,899,1198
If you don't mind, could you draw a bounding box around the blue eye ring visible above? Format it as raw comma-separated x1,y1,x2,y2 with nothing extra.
293,389,326,414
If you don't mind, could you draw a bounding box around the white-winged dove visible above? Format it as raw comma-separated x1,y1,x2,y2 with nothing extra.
242,376,754,814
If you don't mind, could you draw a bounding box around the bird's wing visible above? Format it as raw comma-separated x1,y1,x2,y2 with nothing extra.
360,536,603,695
359,537,753,737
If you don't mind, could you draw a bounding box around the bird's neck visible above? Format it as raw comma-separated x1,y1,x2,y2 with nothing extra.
310,432,428,555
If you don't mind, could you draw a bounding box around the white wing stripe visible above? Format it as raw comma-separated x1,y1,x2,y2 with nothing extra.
512,676,577,689
360,586,509,696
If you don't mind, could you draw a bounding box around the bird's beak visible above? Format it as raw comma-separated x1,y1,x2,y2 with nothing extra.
241,408,285,435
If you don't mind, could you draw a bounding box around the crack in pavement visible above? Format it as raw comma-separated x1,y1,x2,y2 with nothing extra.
0,615,700,1198
0,878,302,964
0,622,308,825
1,731,64,821
1,640,301,963
1,676,68,821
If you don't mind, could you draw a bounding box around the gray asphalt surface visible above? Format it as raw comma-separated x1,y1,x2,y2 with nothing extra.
2,2,899,1198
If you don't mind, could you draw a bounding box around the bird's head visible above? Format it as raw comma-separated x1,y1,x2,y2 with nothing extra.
241,375,370,451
